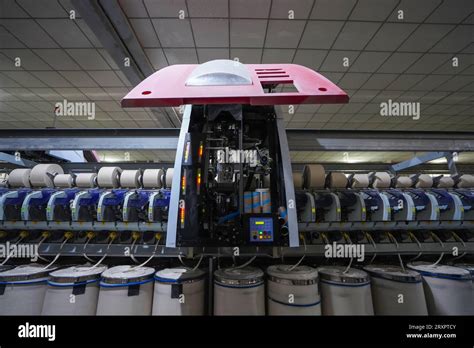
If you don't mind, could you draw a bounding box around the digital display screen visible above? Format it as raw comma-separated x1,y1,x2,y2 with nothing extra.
249,217,273,242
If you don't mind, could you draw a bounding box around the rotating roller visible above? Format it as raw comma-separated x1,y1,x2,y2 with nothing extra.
414,174,433,188
303,164,325,189
53,174,74,188
292,171,304,190
120,169,141,188
372,172,391,189
457,174,474,188
351,174,369,188
164,168,174,188
29,164,64,188
437,176,454,188
75,173,97,188
142,169,163,189
7,168,32,188
97,167,122,188
395,176,412,188
327,172,347,189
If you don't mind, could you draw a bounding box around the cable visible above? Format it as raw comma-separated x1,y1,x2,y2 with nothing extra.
342,232,353,274
288,233,307,271
387,232,405,272
232,256,257,270
41,236,70,270
130,237,140,264
408,232,423,262
86,238,114,270
430,232,445,266
365,232,377,264
82,237,97,263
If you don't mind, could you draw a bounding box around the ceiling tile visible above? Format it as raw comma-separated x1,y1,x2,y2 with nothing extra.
430,25,472,53
319,50,359,72
333,22,381,50
261,49,294,63
187,0,228,17
338,73,371,89
230,19,267,47
265,20,305,48
406,53,451,74
0,27,25,48
34,49,81,70
144,48,168,69
386,0,442,23
196,48,229,63
31,71,72,87
426,0,474,23
230,48,262,63
270,0,314,19
59,71,98,87
292,49,327,70
310,0,356,20
399,24,454,52
230,0,271,18
1,19,58,48
410,74,452,91
366,23,417,51
300,21,344,49
350,52,391,73
152,19,194,47
2,71,46,87
349,0,399,21
362,74,398,89
129,19,160,47
1,49,52,70
163,48,198,64
378,53,422,73
387,74,426,90
88,71,124,87
191,19,229,47
37,19,92,48
66,49,111,70
16,0,68,17
144,0,186,17
119,0,149,17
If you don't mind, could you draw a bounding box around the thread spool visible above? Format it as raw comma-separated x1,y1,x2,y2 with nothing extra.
437,176,454,188
372,172,391,189
142,169,164,189
351,174,369,188
164,168,174,188
364,265,428,315
120,169,141,188
292,171,304,190
303,164,326,189
395,176,412,188
327,172,347,189
457,174,474,188
30,164,64,188
97,167,122,188
53,174,74,188
244,191,253,214
7,168,31,187
75,173,97,188
414,174,433,188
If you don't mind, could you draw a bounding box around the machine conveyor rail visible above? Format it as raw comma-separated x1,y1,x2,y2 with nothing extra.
298,221,474,232
20,242,474,258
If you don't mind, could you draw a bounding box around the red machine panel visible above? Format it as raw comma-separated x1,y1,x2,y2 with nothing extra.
121,61,349,107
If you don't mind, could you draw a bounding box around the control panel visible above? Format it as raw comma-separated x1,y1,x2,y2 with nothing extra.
244,214,278,244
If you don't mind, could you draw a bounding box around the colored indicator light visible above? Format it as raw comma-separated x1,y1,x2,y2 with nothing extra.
181,174,186,193
184,142,190,162
259,231,262,234
259,236,263,239
198,142,203,159
255,221,264,225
